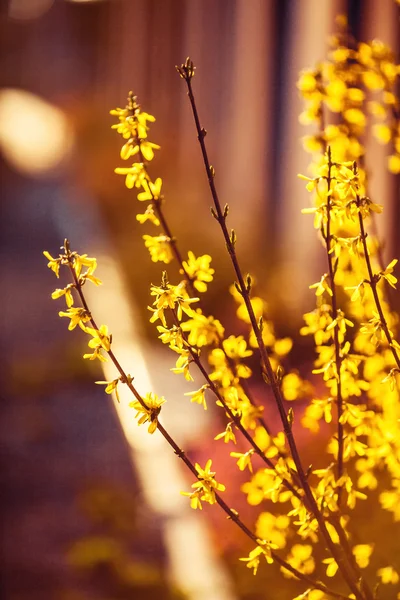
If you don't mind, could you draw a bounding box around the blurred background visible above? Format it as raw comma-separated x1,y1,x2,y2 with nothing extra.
1,1,399,599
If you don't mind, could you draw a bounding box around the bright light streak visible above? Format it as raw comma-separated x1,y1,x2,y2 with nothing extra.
166,516,236,600
0,89,74,177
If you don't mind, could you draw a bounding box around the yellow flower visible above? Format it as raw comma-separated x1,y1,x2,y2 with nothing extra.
43,250,61,278
110,107,134,138
292,591,326,600
322,557,338,578
181,251,215,293
325,309,354,342
302,136,323,153
51,285,74,307
181,459,225,508
309,274,333,297
347,87,364,104
223,335,253,359
114,163,147,189
360,312,385,346
239,542,274,575
140,140,160,161
157,324,185,349
373,123,392,145
83,347,108,362
236,296,266,324
121,139,160,161
149,279,199,327
381,368,400,391
130,392,166,434
180,489,203,510
111,101,155,139
388,154,400,174
343,108,366,128
282,372,312,401
184,384,209,410
181,311,224,347
95,378,121,402
208,348,234,388
377,566,399,585
282,544,315,579
297,71,318,93
136,205,160,226
84,273,102,286
137,177,163,201
136,111,156,138
379,258,398,289
143,234,174,264
59,307,91,331
214,422,237,444
256,512,290,550
73,254,97,278
346,280,366,302
273,337,293,357
352,544,374,569
355,458,378,490
362,71,384,90
86,324,111,352
230,449,255,473
170,348,194,381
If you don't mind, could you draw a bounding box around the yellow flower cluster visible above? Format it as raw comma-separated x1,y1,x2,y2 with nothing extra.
181,459,225,509
298,17,400,174
239,540,276,575
299,154,400,529
112,95,284,478
129,392,166,434
44,25,400,598
44,243,166,436
44,248,110,360
111,93,216,295
296,21,400,590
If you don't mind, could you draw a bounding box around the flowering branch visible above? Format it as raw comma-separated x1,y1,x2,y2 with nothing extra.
322,147,345,500
45,240,351,600
166,304,302,499
115,93,273,437
354,173,400,373
177,58,371,600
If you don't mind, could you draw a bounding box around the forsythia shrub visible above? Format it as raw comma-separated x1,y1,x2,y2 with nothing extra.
44,16,400,600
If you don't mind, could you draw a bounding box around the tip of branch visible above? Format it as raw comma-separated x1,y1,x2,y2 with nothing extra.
176,57,196,80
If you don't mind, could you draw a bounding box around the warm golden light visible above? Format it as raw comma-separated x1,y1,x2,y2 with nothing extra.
0,89,74,177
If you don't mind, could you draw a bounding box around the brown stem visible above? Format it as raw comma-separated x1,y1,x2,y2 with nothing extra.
323,147,345,502
320,157,375,600
181,69,366,600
